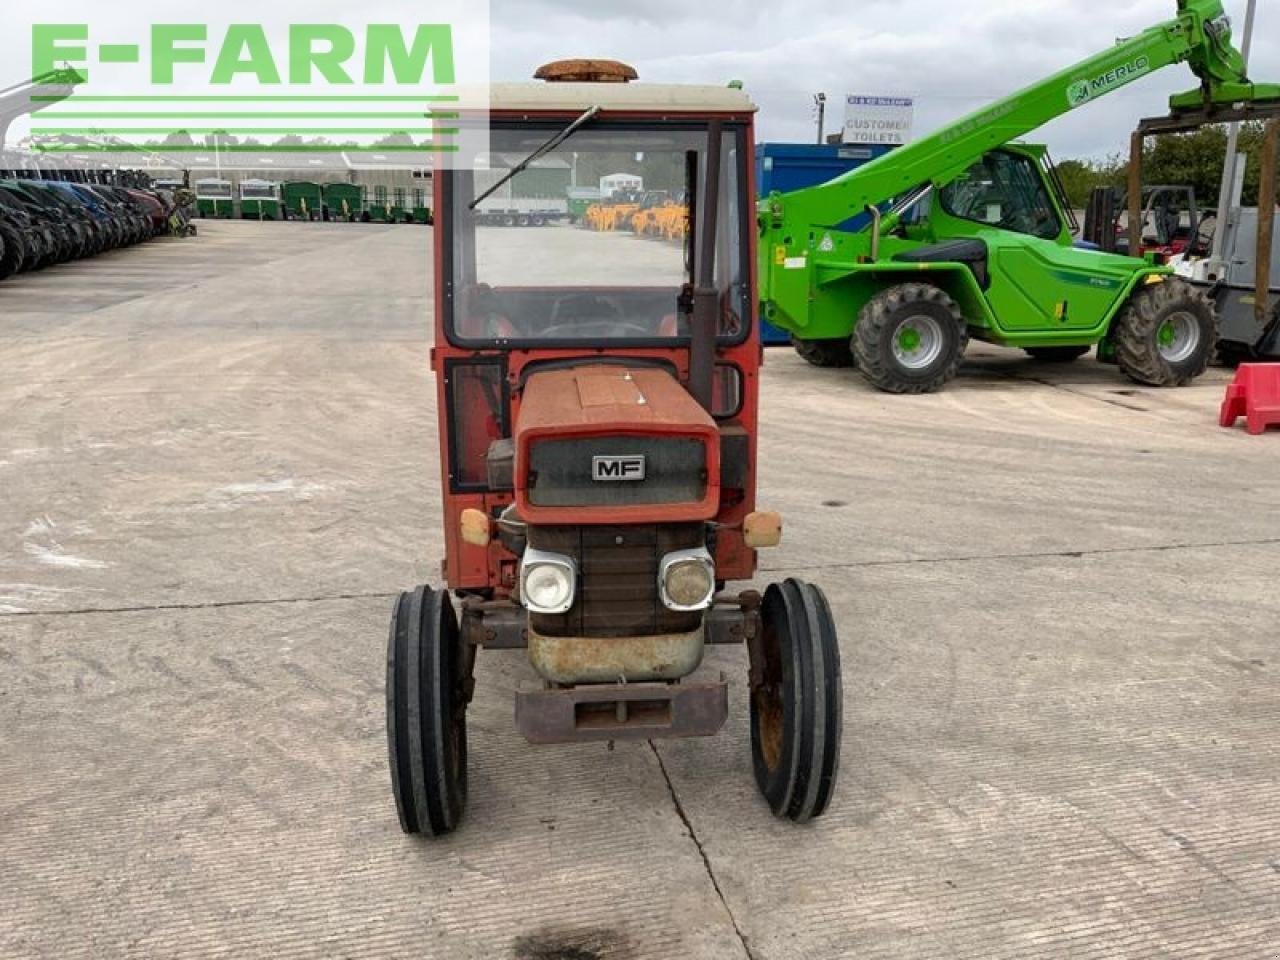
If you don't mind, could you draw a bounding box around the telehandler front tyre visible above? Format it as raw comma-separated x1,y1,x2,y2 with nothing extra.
853,283,967,394
750,579,842,823
387,585,470,837
792,336,855,368
1112,278,1216,387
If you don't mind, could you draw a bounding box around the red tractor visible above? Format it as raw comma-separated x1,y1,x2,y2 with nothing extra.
386,61,843,836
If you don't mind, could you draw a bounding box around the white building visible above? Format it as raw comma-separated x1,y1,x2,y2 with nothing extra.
599,172,643,198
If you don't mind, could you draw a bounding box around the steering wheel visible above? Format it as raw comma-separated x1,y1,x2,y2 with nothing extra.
540,317,655,339
1189,215,1217,258
997,209,1037,234
539,292,654,339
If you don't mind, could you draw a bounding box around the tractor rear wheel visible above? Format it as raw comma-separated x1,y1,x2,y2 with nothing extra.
1112,278,1216,386
853,283,967,393
1024,346,1090,363
792,336,855,368
387,585,470,836
750,579,842,822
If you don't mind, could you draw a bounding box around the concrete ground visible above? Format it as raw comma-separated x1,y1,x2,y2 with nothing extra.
1,219,1278,959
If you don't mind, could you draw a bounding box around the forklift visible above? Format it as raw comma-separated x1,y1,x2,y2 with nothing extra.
386,59,842,836
1126,104,1280,360
760,0,1280,393
1082,185,1208,260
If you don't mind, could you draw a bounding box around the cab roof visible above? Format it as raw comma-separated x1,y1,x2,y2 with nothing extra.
484,82,756,115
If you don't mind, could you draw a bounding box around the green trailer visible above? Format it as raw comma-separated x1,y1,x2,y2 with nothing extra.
322,182,363,222
364,185,401,223
566,186,602,224
410,187,432,224
395,187,414,223
194,178,233,218
282,181,323,221
238,179,282,220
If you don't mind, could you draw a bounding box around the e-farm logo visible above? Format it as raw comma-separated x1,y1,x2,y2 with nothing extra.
27,23,464,156
1067,56,1151,108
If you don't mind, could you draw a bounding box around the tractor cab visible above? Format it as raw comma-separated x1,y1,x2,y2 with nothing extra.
385,61,844,838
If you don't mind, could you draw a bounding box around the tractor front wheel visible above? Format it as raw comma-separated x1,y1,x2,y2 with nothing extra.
1024,346,1090,363
792,336,855,368
387,585,471,837
749,579,842,823
1112,278,1216,386
853,283,967,393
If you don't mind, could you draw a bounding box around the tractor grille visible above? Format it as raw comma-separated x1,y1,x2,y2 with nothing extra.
528,524,704,638
527,435,708,507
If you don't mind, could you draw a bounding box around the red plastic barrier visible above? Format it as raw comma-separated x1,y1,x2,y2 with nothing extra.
1219,363,1280,435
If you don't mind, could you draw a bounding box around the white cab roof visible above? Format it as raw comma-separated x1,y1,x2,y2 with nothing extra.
483,82,756,114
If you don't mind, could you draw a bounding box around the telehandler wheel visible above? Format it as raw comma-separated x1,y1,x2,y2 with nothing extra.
792,336,855,368
750,579,842,823
1024,346,1090,363
1113,278,1216,387
853,283,967,394
387,585,470,837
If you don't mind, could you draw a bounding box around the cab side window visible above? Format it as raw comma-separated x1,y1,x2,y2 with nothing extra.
939,151,1062,241
446,360,508,490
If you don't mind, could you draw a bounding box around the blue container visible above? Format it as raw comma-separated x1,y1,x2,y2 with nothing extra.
756,142,894,344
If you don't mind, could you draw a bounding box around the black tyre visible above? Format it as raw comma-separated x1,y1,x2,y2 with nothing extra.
792,336,855,368
750,579,842,823
387,585,470,836
1112,278,1216,386
853,283,967,394
1024,346,1090,363
0,225,22,280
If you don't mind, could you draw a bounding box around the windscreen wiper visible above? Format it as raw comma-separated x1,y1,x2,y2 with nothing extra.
468,105,600,210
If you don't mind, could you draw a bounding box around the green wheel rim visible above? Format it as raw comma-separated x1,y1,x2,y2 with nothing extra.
892,315,945,371
1157,311,1199,363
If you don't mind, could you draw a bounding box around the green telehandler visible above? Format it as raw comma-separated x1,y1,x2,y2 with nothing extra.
761,0,1280,393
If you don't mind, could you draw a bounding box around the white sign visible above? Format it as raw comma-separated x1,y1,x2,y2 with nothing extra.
843,95,914,146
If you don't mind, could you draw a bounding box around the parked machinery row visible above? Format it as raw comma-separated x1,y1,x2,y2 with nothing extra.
0,178,193,281
194,178,433,224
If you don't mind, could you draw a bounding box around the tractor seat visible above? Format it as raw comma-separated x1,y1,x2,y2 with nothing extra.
894,238,989,290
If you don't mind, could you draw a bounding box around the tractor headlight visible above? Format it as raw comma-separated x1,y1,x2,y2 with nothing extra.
659,547,716,611
520,548,576,614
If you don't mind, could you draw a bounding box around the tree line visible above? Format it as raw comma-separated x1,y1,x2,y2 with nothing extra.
1054,122,1278,210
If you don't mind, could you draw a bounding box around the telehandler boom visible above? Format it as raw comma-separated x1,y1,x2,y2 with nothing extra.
762,0,1280,392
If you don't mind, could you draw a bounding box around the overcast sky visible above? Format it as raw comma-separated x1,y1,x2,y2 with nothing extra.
491,0,1279,160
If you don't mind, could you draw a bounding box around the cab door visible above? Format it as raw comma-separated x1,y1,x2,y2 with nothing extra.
932,149,1120,334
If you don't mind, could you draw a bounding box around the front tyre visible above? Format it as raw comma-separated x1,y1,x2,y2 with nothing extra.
750,579,842,823
853,283,967,394
792,336,855,368
1113,278,1216,386
387,585,470,836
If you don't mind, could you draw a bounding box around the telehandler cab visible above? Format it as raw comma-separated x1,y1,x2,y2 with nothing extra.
386,61,842,836
763,0,1280,393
